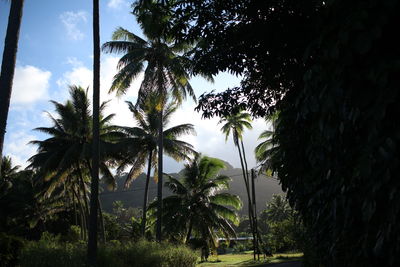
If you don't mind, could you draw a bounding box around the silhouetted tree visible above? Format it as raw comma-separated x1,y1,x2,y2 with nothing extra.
0,0,25,173
152,155,241,247
102,1,197,240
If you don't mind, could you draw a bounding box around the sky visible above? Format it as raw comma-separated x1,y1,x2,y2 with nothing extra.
0,0,267,173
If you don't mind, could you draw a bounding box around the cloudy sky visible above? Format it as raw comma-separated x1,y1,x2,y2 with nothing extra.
0,0,267,173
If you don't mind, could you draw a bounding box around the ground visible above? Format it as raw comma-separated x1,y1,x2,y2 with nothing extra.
196,252,302,267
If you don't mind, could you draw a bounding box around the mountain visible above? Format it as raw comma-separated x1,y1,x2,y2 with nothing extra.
99,161,283,216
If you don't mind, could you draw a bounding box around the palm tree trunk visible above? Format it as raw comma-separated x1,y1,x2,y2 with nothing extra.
240,140,250,183
236,142,256,253
77,165,90,222
250,168,258,260
88,0,100,265
241,140,259,258
186,218,193,243
156,110,163,241
236,143,253,222
72,186,87,240
0,0,24,172
85,160,106,243
97,197,106,243
142,151,152,236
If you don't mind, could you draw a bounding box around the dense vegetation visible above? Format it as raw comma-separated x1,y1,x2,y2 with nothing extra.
168,0,400,266
20,233,197,267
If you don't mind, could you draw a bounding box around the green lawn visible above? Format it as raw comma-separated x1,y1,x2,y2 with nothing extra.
196,252,303,267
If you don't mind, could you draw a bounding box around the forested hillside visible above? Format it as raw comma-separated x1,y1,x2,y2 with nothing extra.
100,161,283,215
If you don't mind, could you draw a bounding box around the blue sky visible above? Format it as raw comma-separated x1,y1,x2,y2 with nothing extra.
0,0,266,173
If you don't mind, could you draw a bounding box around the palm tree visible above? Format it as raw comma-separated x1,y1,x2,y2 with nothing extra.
255,129,274,173
28,86,121,241
219,112,253,215
0,156,20,196
255,113,279,175
117,96,197,236
152,155,241,247
102,1,197,240
0,166,62,234
88,0,101,264
0,0,25,173
266,194,292,223
0,156,20,180
219,110,261,255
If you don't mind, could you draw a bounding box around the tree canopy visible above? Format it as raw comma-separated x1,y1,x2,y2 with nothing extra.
162,0,400,265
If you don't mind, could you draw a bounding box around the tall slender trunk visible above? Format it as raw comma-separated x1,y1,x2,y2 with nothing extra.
98,197,106,243
236,143,253,224
241,140,258,258
85,160,105,242
156,110,163,241
0,0,24,172
88,0,100,265
240,140,250,183
250,168,258,260
251,169,263,260
77,165,90,221
236,141,256,253
142,151,153,236
72,186,87,240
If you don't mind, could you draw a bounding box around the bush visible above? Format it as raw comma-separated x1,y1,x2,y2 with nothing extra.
0,233,25,267
19,233,197,267
263,217,305,254
19,232,85,267
232,240,253,253
97,240,197,267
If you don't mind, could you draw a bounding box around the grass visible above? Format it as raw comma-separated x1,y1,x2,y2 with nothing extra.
196,251,303,267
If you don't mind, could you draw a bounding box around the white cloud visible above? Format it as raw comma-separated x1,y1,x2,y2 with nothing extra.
11,65,51,105
4,131,37,168
66,57,84,68
59,11,88,41
168,103,266,170
55,55,143,126
107,0,128,9
57,66,92,90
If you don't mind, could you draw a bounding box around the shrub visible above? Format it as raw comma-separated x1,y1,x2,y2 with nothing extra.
19,232,85,267
19,235,197,267
0,233,24,267
97,240,197,267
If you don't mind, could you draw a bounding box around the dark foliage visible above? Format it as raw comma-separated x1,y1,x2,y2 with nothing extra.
0,233,24,267
273,1,400,266
169,0,323,118
0,0,24,166
167,0,400,266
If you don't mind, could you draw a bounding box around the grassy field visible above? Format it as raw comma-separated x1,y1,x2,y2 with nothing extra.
196,252,303,267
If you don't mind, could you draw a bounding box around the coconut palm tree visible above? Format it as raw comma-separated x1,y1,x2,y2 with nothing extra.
0,156,20,197
0,0,25,173
0,156,20,180
28,85,122,241
255,129,276,174
102,1,197,240
255,113,279,175
151,155,241,247
219,112,253,209
266,194,292,223
219,110,258,251
117,95,197,236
